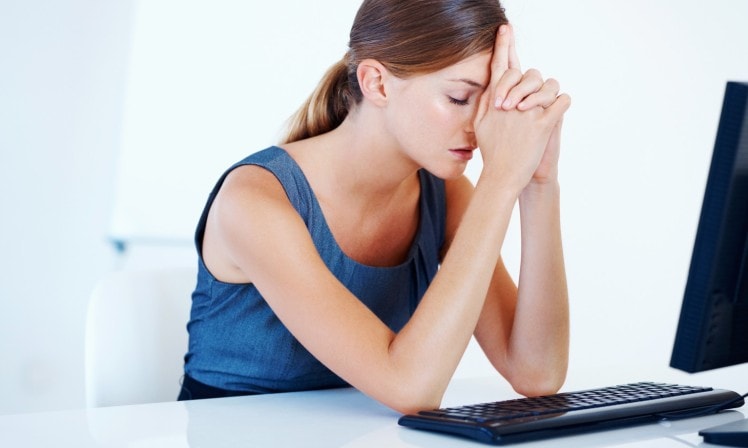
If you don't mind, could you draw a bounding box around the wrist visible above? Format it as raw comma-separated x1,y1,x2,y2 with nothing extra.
477,164,526,199
521,178,561,195
520,179,560,205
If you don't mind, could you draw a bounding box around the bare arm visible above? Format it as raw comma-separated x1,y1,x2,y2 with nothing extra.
445,168,569,398
463,24,571,397
473,177,569,397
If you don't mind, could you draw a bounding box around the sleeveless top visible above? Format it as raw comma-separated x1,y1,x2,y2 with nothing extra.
183,146,446,393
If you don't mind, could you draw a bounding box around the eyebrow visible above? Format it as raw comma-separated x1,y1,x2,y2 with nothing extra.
449,78,486,89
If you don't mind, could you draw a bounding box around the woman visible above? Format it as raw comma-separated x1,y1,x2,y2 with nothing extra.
180,0,571,414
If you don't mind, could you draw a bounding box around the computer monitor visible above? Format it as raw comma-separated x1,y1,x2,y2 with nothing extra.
669,81,748,445
670,81,748,373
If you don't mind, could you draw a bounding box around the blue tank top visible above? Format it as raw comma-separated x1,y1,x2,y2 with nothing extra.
184,146,446,393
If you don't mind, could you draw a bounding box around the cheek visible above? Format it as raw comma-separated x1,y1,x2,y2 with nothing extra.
385,85,471,154
399,98,461,143
428,102,458,128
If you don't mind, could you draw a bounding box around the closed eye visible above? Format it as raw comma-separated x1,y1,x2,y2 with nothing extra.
448,96,470,106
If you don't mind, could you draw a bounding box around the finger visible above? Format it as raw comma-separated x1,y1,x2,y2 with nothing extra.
490,24,512,82
497,68,544,110
490,24,521,109
542,93,572,122
492,68,523,109
517,78,560,111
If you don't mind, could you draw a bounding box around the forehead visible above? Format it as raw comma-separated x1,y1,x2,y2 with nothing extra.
433,51,492,88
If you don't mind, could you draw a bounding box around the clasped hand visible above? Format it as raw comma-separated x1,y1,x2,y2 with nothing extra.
475,24,571,190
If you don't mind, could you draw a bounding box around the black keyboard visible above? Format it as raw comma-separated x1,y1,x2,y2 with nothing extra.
398,382,744,445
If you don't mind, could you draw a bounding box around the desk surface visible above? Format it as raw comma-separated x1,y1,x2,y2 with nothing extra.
0,376,744,447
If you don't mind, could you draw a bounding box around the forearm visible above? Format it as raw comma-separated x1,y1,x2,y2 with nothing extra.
507,180,569,393
390,173,520,409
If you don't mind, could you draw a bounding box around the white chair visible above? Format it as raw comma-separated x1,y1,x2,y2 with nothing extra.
84,267,195,407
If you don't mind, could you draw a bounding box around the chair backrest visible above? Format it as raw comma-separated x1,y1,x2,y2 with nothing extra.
84,267,195,407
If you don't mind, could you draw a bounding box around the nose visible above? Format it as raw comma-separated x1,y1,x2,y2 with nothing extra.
465,130,477,149
464,116,475,132
464,100,481,132
464,117,477,147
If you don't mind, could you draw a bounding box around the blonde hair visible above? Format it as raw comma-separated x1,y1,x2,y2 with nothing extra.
281,0,507,144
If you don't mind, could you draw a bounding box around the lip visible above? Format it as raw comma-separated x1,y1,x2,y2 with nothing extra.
449,147,475,161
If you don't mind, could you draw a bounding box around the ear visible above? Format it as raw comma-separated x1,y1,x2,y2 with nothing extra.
356,59,389,107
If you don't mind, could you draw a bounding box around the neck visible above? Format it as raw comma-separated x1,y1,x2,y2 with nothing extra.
283,107,420,207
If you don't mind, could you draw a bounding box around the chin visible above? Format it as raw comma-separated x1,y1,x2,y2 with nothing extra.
424,163,468,180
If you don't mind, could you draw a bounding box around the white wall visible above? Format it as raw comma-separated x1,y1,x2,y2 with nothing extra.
1,0,747,415
0,0,134,414
109,0,362,244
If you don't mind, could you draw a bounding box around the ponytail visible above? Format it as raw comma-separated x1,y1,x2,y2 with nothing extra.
281,55,361,144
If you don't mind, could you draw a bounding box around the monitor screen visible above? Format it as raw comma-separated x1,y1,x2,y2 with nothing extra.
670,81,748,373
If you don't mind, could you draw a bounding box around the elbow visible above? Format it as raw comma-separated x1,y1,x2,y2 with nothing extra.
392,401,440,416
512,376,565,398
499,349,569,398
382,380,446,415
505,365,568,398
389,390,443,416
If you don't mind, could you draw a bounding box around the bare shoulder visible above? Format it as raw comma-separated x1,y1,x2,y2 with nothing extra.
203,164,302,283
218,164,286,205
210,164,299,240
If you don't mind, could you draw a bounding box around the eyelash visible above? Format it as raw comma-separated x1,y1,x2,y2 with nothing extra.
448,96,470,106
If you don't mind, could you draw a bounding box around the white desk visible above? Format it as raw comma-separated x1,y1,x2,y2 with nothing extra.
0,377,744,447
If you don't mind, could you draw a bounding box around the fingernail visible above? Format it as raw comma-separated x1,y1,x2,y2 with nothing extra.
499,25,507,35
494,96,503,108
502,98,513,109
